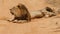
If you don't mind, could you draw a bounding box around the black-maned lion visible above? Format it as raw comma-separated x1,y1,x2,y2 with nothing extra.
9,4,56,23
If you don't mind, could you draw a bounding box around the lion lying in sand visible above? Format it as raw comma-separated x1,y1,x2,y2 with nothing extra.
9,4,56,23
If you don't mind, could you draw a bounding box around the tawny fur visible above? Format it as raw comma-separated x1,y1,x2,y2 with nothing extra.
30,7,56,18
30,10,45,19
10,3,31,23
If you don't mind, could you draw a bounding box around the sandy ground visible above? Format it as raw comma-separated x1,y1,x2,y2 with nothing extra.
0,16,60,34
0,0,60,34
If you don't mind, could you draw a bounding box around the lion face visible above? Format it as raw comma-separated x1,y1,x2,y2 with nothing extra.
10,6,22,17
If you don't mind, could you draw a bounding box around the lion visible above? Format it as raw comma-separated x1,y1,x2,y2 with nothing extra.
9,4,56,23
